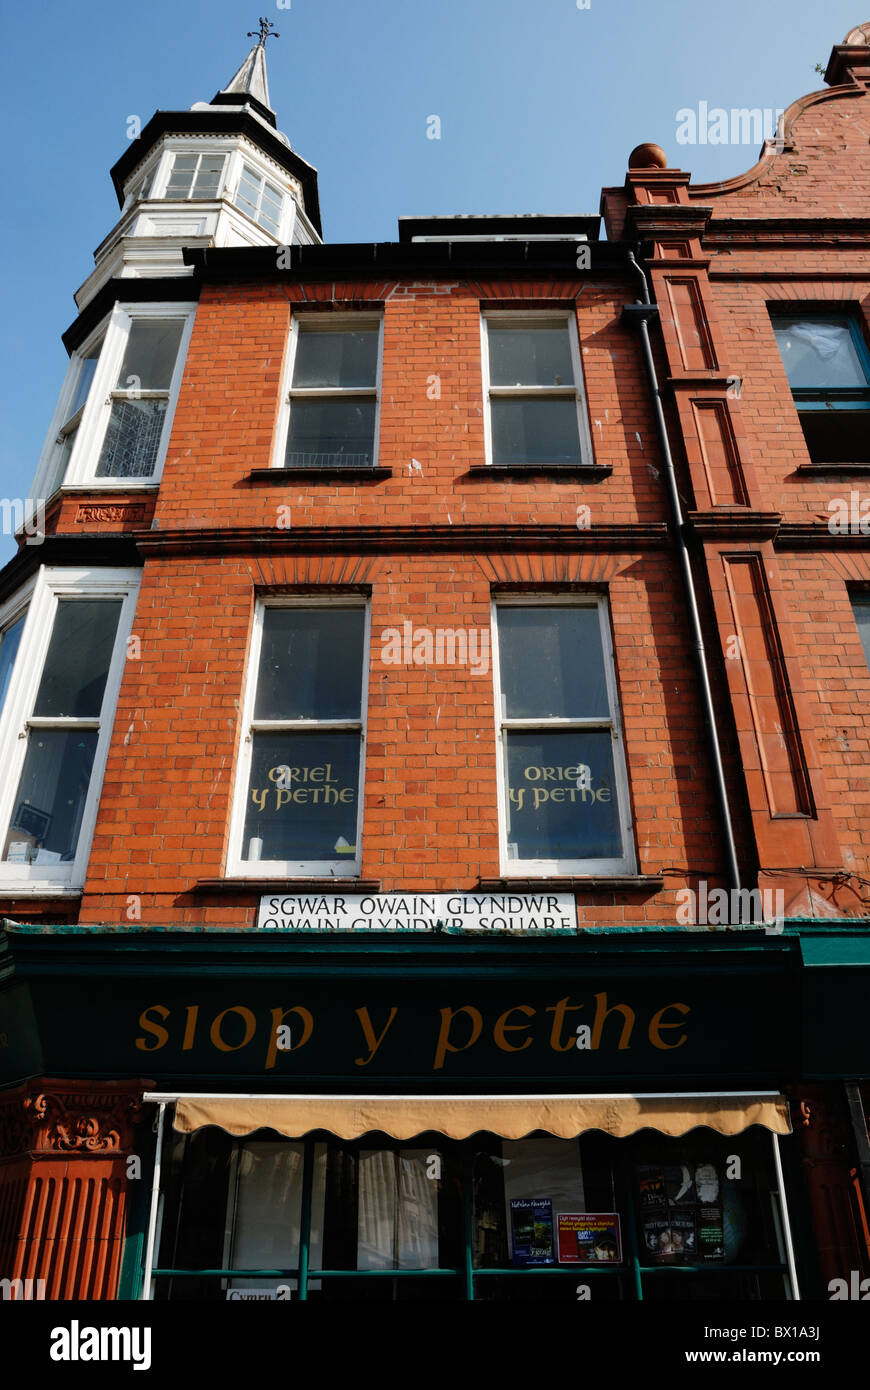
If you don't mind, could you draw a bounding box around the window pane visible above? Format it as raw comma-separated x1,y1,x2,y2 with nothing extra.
229,1142,304,1274
164,155,196,198
192,155,225,196
488,323,575,387
473,1138,586,1269
292,328,379,389
255,607,365,720
67,341,102,421
4,728,98,864
242,731,360,862
773,316,869,389
491,398,582,465
0,614,25,715
115,318,185,391
96,398,168,477
33,599,122,718
258,209,280,235
227,1142,327,1293
505,729,621,861
285,400,376,467
853,597,870,669
498,606,609,719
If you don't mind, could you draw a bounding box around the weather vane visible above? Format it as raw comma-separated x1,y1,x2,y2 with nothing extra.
248,17,279,47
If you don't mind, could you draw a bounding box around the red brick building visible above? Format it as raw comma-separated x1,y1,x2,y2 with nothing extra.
1,21,869,1303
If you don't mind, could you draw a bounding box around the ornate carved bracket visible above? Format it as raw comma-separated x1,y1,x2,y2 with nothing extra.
0,1079,152,1158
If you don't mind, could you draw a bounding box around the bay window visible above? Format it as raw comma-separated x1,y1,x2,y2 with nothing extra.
36,304,195,494
492,597,635,875
277,318,382,469
0,568,139,892
482,313,593,467
229,600,369,877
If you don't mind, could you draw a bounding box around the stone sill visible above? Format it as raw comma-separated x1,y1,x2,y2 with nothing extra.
477,875,665,892
464,464,613,479
794,462,870,473
247,467,392,482
192,878,381,893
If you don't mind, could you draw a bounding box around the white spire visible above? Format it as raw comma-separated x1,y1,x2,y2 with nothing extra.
220,40,272,112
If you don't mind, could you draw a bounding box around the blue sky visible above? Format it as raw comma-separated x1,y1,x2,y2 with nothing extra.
0,0,862,564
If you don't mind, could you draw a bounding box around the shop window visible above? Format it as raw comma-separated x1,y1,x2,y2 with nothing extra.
163,152,227,200
492,598,636,875
234,162,283,234
228,600,369,877
0,568,140,891
853,595,870,671
772,312,870,463
35,304,194,495
482,314,594,467
153,1126,794,1302
278,319,382,469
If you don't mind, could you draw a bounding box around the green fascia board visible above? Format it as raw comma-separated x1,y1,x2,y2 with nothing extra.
0,917,802,979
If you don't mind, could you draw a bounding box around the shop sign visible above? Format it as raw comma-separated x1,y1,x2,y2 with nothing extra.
257,892,577,932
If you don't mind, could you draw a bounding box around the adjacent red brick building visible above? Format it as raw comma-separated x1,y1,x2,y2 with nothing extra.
1,20,869,1303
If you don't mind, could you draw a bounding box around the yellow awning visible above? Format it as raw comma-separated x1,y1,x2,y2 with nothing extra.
172,1093,791,1141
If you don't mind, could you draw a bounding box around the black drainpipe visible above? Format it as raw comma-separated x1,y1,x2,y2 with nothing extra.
621,249,741,897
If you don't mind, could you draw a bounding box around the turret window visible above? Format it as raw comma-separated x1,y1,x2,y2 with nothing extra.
235,162,283,235
164,153,227,200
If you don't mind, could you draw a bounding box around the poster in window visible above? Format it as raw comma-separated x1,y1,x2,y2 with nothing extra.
635,1161,724,1264
557,1213,622,1264
509,1198,555,1266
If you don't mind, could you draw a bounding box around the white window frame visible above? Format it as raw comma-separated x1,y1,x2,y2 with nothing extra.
272,314,384,471
123,158,160,210
491,594,636,876
39,303,196,492
0,566,140,894
227,596,371,878
233,161,284,234
480,311,594,468
33,321,108,503
159,150,229,202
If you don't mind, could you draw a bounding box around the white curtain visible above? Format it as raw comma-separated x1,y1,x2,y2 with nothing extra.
227,1141,326,1291
357,1148,439,1270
